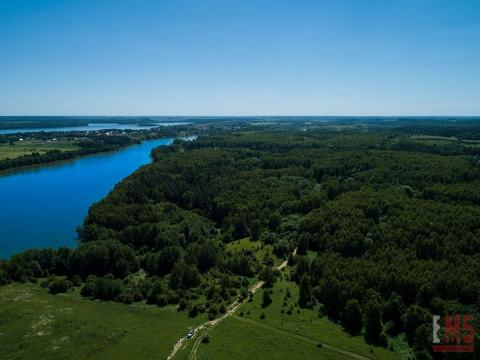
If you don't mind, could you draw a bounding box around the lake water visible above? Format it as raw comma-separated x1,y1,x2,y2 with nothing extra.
0,122,188,135
0,138,172,259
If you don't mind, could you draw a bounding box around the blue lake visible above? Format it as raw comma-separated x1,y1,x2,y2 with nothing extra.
0,122,188,135
0,138,172,259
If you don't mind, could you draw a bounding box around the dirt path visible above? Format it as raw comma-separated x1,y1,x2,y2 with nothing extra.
166,249,295,360
166,280,265,360
166,247,372,360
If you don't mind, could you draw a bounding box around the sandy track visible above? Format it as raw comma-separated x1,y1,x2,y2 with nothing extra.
167,249,296,360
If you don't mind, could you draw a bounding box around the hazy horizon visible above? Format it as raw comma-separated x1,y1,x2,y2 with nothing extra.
1,115,480,118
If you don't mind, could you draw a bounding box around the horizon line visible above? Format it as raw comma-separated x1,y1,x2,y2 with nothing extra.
1,115,480,118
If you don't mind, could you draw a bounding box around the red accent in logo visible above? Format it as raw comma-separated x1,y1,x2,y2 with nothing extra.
432,314,475,353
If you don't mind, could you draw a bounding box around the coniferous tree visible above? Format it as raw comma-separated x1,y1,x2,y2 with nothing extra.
262,289,272,308
298,274,313,308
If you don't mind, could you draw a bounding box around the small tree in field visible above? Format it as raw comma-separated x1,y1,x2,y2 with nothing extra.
262,289,272,308
343,299,363,335
298,274,313,308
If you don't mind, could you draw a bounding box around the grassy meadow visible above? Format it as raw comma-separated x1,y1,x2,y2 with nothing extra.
174,260,410,360
0,239,411,360
407,135,480,147
178,316,351,360
236,273,409,360
0,140,78,160
0,283,206,360
225,237,282,267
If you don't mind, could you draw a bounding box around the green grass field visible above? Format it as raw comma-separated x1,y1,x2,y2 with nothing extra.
225,238,281,267
0,250,411,360
0,283,206,360
175,267,410,360
236,274,408,360
0,140,78,160
407,135,480,148
180,316,352,360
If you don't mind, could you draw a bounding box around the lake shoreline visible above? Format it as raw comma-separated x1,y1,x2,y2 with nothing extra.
0,129,183,173
1,134,197,175
0,142,141,176
0,121,190,134
0,138,174,258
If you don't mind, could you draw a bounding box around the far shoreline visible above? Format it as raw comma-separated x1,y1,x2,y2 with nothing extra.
0,122,193,173
0,136,180,176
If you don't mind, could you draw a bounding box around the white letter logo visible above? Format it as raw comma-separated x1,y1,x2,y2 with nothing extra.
433,315,441,344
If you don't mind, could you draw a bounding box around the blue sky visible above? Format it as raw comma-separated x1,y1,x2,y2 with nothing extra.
0,0,479,115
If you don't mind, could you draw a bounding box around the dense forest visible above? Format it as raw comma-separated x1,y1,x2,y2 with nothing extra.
2,121,480,359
